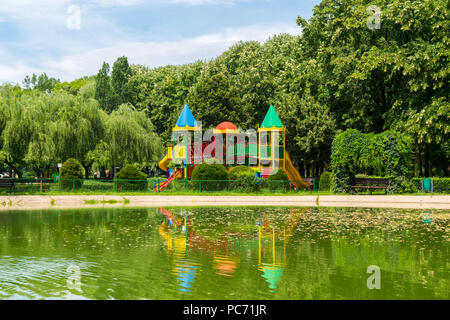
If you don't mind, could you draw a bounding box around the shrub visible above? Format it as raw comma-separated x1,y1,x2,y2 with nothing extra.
60,158,85,190
319,171,332,191
191,162,228,191
433,178,450,193
229,165,254,178
229,166,260,193
267,168,290,191
115,164,148,191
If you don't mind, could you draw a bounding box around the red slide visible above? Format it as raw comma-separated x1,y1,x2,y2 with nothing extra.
157,169,182,191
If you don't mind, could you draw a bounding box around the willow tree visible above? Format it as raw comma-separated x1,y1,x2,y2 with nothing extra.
48,93,106,178
104,104,162,174
23,93,57,175
0,91,33,177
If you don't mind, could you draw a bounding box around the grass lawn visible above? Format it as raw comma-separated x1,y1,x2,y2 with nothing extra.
0,178,447,196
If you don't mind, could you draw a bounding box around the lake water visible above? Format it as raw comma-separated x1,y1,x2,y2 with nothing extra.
0,207,448,300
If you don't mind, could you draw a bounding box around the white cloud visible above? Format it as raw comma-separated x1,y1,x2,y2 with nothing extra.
0,0,300,84
0,23,299,84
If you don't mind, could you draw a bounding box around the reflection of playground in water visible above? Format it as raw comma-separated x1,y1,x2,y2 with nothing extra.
157,207,306,293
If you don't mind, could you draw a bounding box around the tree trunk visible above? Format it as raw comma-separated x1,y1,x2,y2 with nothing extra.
424,145,430,177
5,161,22,178
417,145,423,177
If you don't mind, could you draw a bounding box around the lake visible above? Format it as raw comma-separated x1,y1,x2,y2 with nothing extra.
0,207,448,299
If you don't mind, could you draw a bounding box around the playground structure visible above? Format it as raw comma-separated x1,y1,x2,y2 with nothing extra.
157,104,309,191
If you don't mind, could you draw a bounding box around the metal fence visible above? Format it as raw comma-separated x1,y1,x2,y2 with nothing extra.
0,178,306,194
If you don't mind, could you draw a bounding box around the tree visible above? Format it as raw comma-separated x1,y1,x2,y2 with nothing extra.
95,62,113,112
111,56,132,107
48,93,106,178
104,104,162,173
187,73,243,129
127,62,204,143
278,93,337,177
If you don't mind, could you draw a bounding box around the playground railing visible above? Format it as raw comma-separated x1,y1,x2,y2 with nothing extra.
0,178,314,194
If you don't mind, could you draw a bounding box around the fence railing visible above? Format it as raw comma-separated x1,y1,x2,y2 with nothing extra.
0,178,311,194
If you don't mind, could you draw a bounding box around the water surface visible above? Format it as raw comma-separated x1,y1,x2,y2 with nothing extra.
0,207,448,299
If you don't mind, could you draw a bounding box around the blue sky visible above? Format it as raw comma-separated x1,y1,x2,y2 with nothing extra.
0,0,320,84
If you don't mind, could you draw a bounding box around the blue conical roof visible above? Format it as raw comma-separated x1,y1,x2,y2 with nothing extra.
175,104,198,128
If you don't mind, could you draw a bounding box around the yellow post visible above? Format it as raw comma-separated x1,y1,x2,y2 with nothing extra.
272,227,275,264
258,226,261,266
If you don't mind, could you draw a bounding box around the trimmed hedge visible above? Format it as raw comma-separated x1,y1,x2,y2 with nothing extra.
228,166,260,192
191,162,229,191
115,164,148,191
267,168,290,191
60,158,85,190
411,178,450,193
319,171,332,191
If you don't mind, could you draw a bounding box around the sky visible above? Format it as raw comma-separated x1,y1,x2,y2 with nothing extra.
0,0,320,85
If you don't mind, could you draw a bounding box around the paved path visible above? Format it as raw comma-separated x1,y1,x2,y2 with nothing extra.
0,195,449,211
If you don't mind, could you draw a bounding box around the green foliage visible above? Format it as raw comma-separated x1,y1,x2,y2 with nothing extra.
23,73,60,93
433,178,450,194
191,162,229,191
60,158,85,189
228,165,255,179
111,56,132,108
187,73,243,129
115,164,148,191
319,171,332,191
128,62,204,143
267,168,290,191
411,178,450,194
331,130,412,194
229,166,260,192
105,104,162,167
95,62,113,112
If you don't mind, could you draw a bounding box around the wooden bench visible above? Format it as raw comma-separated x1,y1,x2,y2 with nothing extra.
351,178,390,194
0,179,15,193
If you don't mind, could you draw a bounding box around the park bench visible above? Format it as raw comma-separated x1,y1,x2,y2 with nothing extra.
0,179,15,193
351,178,390,194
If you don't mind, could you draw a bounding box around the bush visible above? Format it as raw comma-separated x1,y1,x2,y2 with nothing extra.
60,158,85,190
229,166,254,178
228,166,260,193
433,178,450,193
115,164,148,191
267,168,290,191
319,171,332,191
191,162,228,191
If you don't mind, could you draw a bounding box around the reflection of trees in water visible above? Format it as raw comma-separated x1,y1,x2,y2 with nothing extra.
286,208,449,299
1,207,447,299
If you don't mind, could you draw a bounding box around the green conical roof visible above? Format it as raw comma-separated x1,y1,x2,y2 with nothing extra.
260,105,283,129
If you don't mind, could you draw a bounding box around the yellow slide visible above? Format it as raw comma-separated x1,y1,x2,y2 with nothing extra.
285,151,310,189
158,152,170,172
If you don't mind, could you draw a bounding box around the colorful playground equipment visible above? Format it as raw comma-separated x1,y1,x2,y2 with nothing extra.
157,104,309,190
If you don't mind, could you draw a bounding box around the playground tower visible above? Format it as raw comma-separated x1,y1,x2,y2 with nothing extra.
258,105,286,177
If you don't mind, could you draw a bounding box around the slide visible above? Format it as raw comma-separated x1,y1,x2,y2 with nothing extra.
157,169,182,191
158,152,171,172
285,151,310,189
